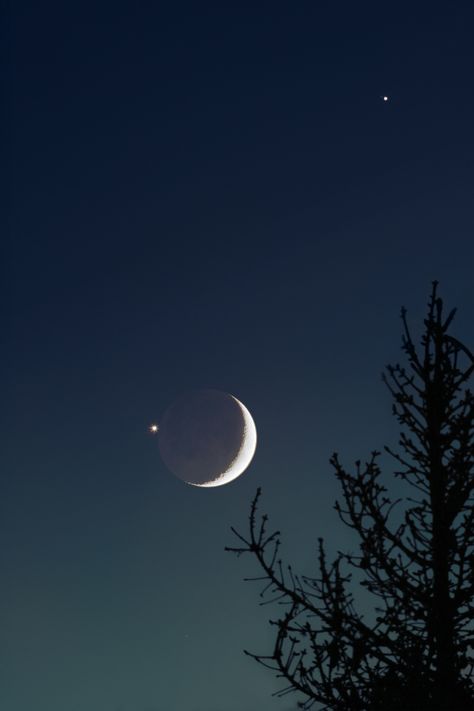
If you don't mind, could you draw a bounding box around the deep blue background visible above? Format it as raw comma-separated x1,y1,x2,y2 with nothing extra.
4,3,474,709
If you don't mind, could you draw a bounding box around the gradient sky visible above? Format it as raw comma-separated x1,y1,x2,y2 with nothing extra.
4,3,474,710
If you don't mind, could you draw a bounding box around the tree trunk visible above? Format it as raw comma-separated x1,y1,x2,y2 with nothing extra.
427,364,457,707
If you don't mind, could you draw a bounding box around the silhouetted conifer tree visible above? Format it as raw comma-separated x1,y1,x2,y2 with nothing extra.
226,283,474,711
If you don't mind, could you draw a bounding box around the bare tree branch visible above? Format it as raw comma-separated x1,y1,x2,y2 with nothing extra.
227,282,474,711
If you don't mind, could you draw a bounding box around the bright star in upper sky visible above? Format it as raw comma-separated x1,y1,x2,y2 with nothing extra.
149,424,159,433
382,95,389,102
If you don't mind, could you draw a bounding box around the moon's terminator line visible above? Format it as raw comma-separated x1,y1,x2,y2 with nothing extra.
156,389,257,487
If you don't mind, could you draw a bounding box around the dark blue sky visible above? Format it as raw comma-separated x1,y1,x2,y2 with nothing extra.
4,3,474,710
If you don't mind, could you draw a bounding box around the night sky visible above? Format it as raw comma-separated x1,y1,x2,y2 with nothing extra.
4,3,474,710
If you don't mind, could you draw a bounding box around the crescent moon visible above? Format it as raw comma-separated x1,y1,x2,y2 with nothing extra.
194,396,257,488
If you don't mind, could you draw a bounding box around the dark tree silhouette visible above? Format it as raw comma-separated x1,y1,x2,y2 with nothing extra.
226,283,474,711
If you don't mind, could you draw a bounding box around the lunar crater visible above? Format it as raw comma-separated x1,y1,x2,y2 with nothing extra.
157,389,257,487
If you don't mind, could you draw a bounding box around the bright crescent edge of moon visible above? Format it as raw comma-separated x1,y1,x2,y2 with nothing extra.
189,395,257,488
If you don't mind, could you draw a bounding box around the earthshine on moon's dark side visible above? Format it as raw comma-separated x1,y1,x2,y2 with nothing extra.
157,389,257,487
